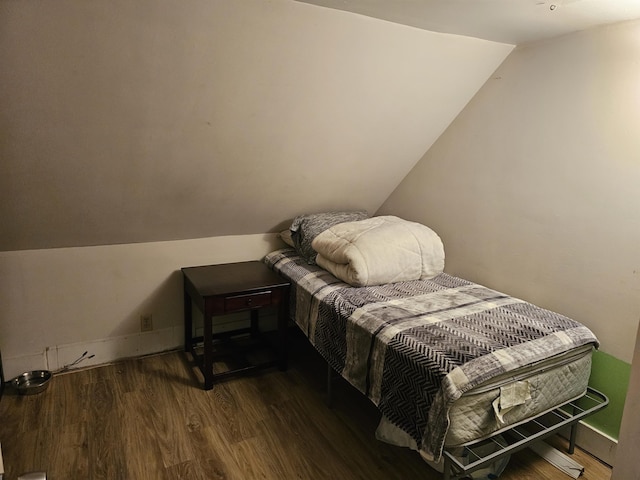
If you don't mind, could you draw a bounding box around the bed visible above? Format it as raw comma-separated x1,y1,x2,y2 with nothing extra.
265,213,604,478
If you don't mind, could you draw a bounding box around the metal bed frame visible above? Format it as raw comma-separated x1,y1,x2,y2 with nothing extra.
326,364,607,479
442,387,608,480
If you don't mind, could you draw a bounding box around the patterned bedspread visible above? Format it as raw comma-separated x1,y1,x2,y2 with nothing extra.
264,249,599,461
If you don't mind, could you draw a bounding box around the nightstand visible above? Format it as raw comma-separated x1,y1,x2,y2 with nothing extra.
182,261,290,390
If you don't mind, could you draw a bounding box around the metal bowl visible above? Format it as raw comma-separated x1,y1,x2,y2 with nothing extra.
11,370,52,395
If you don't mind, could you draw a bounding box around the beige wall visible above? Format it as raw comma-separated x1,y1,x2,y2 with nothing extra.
0,234,283,378
0,0,512,252
378,20,640,363
0,0,516,383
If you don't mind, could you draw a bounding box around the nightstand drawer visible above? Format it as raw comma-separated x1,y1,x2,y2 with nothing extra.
224,291,272,312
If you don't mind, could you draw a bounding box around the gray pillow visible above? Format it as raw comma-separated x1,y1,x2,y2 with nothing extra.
278,229,295,247
290,210,369,264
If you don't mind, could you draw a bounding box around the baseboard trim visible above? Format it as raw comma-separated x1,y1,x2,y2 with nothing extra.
561,422,617,467
3,312,279,379
3,327,183,379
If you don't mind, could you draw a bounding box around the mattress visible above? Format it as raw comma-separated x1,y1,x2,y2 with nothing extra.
446,344,592,446
264,248,599,462
376,344,592,450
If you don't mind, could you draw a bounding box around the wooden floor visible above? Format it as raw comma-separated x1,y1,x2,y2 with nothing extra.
0,330,612,480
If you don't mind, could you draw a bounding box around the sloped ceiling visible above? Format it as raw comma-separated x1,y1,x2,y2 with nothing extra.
0,0,512,251
7,1,637,252
296,0,640,44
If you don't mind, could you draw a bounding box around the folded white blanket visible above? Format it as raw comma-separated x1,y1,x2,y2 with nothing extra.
311,216,445,287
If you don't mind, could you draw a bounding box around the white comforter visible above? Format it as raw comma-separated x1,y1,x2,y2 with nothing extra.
311,216,445,287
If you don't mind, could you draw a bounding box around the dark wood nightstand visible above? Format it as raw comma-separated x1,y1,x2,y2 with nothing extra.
182,261,290,390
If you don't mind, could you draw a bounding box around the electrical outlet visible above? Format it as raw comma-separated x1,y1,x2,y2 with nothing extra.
140,314,153,332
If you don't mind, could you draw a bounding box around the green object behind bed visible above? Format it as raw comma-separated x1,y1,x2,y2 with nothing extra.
587,350,631,439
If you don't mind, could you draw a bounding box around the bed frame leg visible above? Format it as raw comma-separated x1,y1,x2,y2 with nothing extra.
443,455,451,480
326,363,333,408
568,422,578,454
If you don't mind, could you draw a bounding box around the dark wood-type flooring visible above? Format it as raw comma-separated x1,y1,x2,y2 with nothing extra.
0,330,612,479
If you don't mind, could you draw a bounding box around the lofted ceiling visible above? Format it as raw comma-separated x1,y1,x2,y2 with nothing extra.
0,0,513,251
296,0,640,44
3,0,638,251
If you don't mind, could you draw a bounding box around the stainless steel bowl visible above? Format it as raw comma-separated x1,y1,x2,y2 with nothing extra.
11,370,52,395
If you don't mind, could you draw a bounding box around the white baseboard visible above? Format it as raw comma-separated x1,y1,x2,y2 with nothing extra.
3,326,183,379
3,311,279,379
3,351,49,381
560,421,617,467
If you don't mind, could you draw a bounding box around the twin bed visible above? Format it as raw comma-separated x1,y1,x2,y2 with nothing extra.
264,212,605,478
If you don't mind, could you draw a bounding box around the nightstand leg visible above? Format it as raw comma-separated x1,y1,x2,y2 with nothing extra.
278,300,288,371
203,309,214,390
184,291,193,353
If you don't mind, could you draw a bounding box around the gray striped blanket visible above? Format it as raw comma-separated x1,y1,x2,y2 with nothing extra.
264,249,599,461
